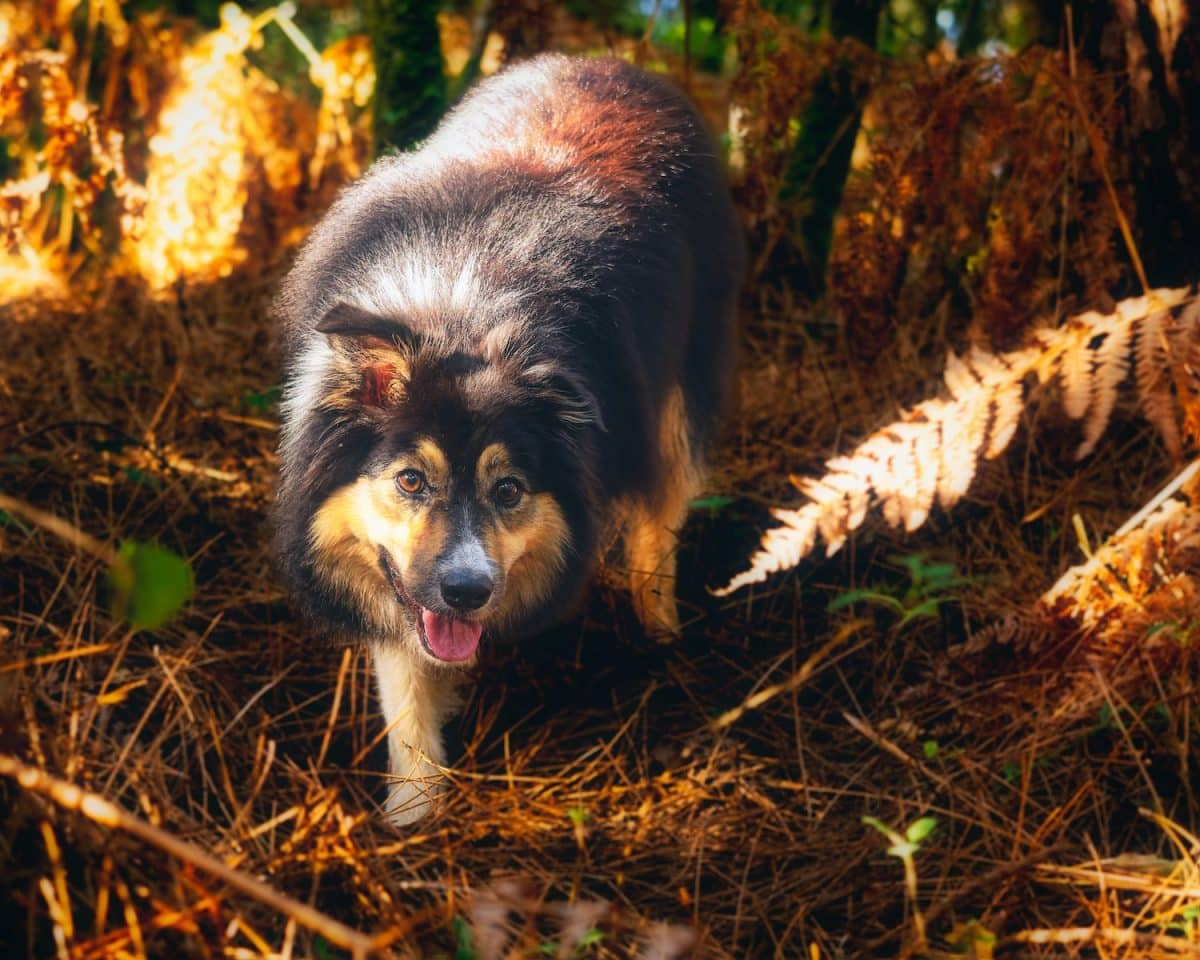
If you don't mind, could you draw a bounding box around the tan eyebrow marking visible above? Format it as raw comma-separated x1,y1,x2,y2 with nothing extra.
414,438,450,485
476,442,515,491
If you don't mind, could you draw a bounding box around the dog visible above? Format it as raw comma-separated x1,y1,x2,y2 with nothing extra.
273,54,744,824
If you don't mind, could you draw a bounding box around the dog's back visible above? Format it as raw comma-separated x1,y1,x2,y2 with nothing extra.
277,55,742,517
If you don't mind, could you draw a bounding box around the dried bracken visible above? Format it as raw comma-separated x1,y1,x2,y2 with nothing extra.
1040,459,1200,654
720,286,1200,595
829,49,1128,358
0,1,370,305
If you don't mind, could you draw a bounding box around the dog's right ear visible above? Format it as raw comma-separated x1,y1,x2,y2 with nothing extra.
316,303,420,409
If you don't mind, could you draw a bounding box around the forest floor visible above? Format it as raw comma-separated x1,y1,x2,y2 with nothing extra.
3,237,1199,959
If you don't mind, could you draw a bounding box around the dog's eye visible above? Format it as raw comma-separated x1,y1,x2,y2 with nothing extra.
395,469,426,496
493,477,524,509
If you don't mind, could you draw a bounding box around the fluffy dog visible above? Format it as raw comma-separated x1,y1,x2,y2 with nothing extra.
274,54,743,823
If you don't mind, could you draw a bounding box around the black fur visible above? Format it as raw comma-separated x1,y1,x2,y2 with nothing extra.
274,54,744,640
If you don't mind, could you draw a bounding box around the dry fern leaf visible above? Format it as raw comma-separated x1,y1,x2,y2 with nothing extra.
1135,307,1180,458
1058,314,1100,420
1171,299,1200,445
1077,316,1133,458
717,286,1200,596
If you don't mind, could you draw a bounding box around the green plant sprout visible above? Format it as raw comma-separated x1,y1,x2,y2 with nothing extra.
830,553,968,626
863,815,937,950
109,541,194,631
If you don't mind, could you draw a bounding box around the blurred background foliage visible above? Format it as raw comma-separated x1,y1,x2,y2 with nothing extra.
1,0,1197,358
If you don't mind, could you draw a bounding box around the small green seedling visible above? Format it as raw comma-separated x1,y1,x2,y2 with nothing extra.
863,815,937,859
567,805,590,849
109,540,194,631
830,553,968,626
863,815,937,948
688,494,735,517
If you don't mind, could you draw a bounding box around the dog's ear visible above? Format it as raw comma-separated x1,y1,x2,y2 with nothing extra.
520,362,606,432
316,303,420,350
316,303,419,409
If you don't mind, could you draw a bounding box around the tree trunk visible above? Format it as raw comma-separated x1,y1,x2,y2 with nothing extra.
777,0,884,298
366,0,446,152
1064,0,1200,287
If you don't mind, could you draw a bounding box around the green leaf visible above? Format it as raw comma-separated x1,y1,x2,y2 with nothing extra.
918,562,959,587
577,927,605,948
242,385,282,413
922,739,939,760
861,815,895,839
897,597,944,625
688,494,735,515
829,589,904,613
567,806,589,827
452,915,476,960
110,541,194,631
905,816,937,844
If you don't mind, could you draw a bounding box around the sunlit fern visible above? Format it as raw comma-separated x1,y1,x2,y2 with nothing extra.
719,286,1200,595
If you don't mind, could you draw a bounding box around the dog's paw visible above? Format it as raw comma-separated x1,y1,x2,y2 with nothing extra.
383,772,445,826
633,583,682,643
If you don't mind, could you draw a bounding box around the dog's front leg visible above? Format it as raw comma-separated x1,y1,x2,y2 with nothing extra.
370,641,461,825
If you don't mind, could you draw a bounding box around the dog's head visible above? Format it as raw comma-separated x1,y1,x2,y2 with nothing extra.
280,303,601,664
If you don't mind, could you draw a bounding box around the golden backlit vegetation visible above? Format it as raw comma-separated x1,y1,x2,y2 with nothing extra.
0,0,372,299
722,287,1200,593
3,0,1200,957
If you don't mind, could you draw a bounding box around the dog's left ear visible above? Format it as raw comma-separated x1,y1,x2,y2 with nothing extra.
521,362,606,432
316,303,419,408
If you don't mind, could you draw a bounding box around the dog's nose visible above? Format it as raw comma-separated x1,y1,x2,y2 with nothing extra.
441,571,493,611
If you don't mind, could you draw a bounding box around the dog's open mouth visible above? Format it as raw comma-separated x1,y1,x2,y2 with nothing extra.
379,550,481,662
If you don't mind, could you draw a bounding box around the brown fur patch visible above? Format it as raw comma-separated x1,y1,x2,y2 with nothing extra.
463,66,690,212
309,450,452,628
623,386,703,638
475,441,516,494
414,438,450,488
491,491,570,626
471,441,569,626
322,343,412,412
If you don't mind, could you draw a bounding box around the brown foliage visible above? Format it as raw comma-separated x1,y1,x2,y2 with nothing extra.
721,287,1200,595
830,48,1129,357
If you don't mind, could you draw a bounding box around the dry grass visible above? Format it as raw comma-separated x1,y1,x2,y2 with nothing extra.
4,6,1200,959
3,261,1199,958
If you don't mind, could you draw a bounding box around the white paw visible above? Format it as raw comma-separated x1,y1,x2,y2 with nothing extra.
383,768,445,826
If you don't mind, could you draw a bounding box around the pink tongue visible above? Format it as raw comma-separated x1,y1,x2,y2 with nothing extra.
420,609,482,661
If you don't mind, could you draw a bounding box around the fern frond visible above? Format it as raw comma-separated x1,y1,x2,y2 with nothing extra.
1059,315,1099,420
975,347,1034,457
717,285,1200,595
1077,317,1133,458
1170,299,1200,445
1135,307,1180,457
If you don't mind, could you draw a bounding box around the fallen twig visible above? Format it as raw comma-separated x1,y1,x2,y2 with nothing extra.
0,753,380,959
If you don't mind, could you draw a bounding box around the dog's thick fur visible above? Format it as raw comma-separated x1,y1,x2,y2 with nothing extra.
274,55,744,823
